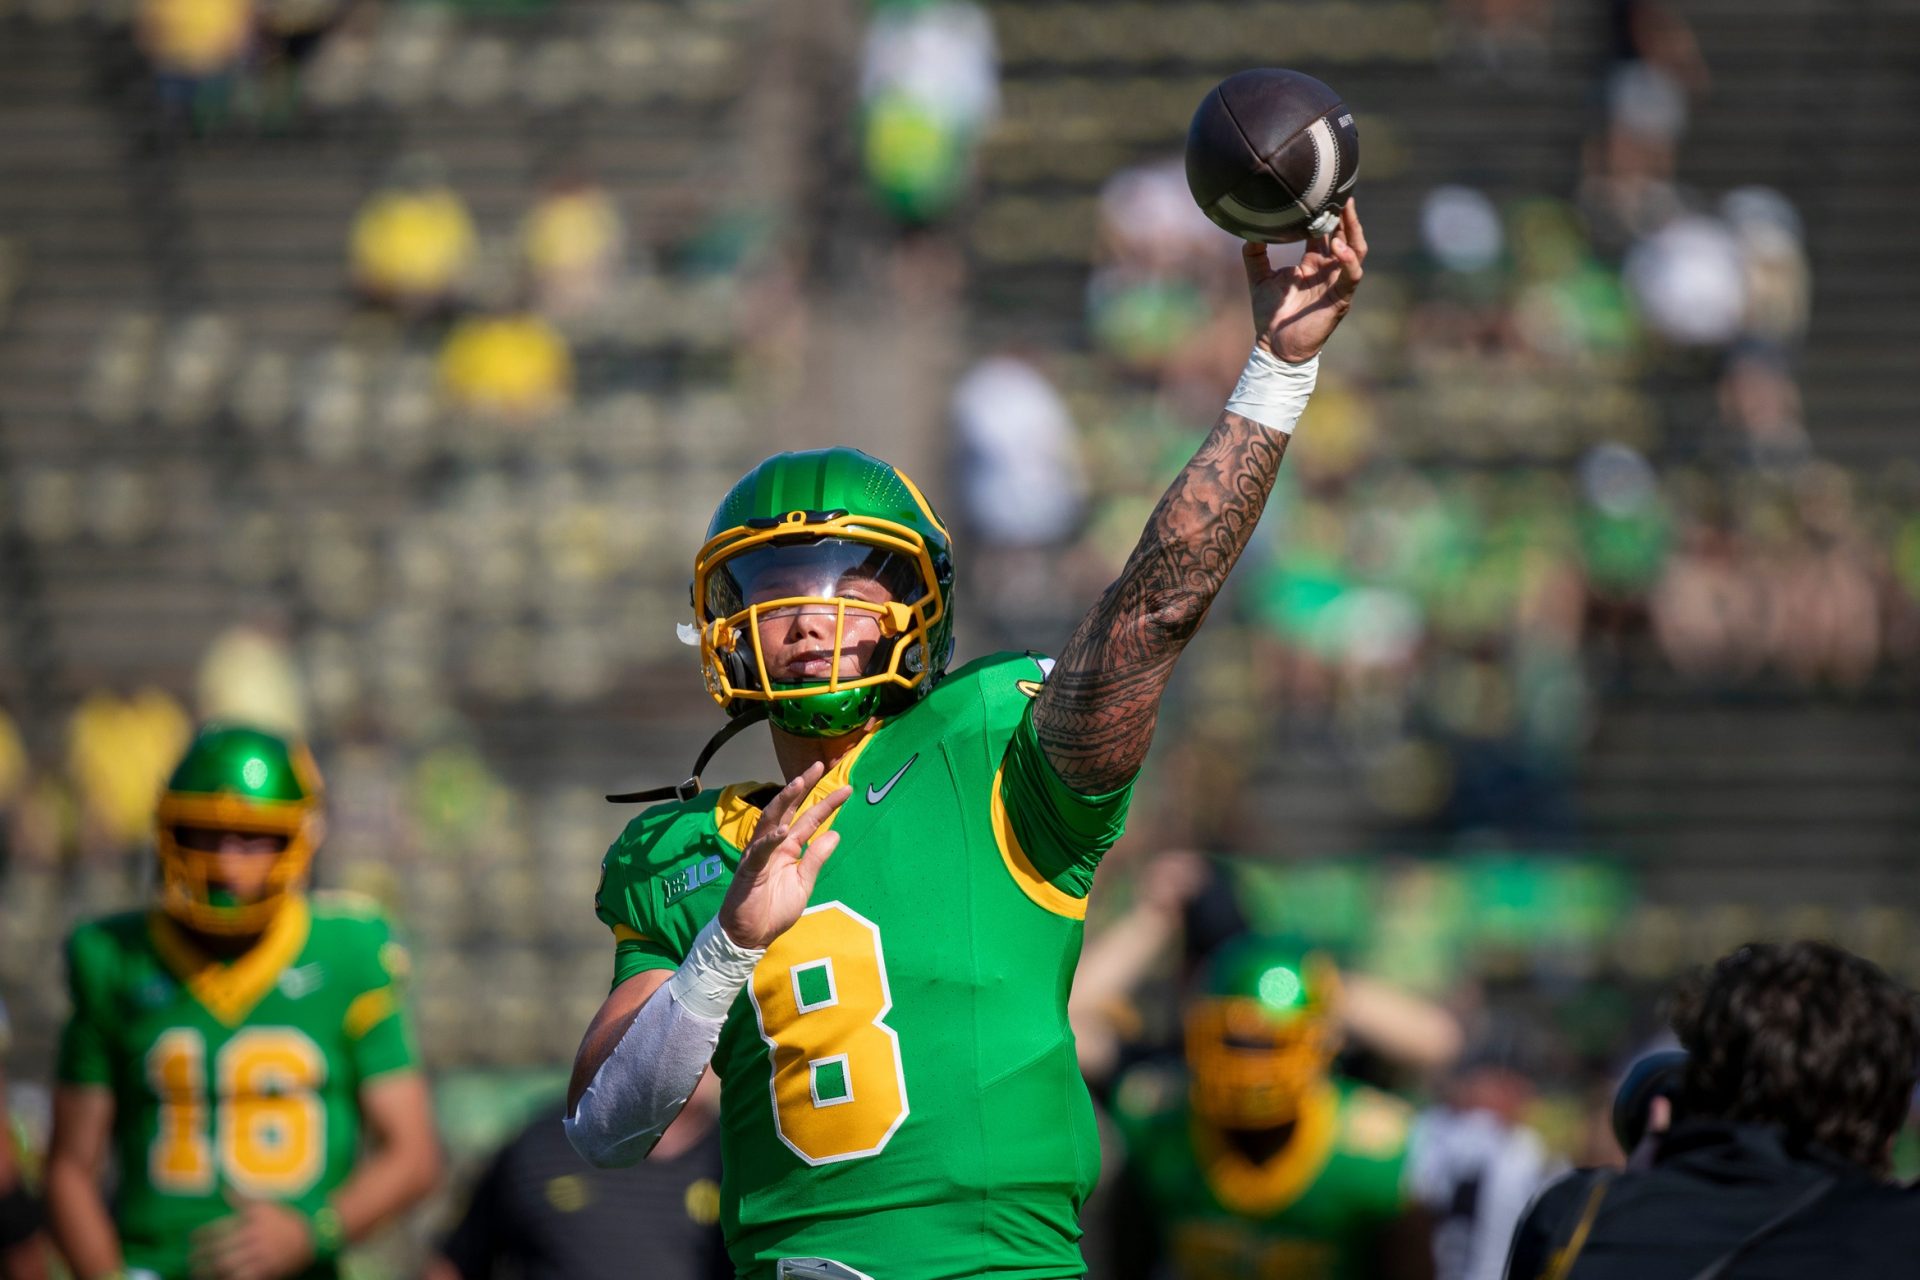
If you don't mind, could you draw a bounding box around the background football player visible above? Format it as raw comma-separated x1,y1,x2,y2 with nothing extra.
564,205,1367,1280
44,726,441,1280
1113,936,1435,1280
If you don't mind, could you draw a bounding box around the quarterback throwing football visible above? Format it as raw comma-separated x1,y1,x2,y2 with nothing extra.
567,203,1368,1279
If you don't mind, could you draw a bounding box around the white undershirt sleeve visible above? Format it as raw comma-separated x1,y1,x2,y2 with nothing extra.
564,917,763,1167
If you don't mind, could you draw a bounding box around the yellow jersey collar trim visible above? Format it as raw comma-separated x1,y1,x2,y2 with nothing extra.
712,733,878,853
1192,1081,1341,1217
148,896,312,1026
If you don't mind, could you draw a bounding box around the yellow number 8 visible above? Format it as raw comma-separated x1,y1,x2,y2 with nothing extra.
749,902,909,1165
146,1028,325,1197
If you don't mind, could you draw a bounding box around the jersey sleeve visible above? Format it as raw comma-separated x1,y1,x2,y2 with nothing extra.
998,695,1134,901
593,804,711,989
339,913,421,1081
56,926,115,1087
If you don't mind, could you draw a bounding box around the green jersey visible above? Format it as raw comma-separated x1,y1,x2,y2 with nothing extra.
58,893,419,1280
595,652,1133,1280
1115,1070,1415,1280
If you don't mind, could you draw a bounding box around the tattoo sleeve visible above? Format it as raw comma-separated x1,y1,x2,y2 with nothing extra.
1033,411,1290,794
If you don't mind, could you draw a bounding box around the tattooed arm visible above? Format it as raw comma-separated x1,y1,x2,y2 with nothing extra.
1033,200,1368,794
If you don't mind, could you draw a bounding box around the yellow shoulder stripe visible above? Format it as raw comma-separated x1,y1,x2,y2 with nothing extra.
611,923,653,945
344,986,398,1040
989,764,1087,920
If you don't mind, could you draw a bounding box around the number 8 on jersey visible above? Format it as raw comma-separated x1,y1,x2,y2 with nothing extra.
748,903,909,1165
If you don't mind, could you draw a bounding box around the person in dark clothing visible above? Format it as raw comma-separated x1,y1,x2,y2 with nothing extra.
1505,941,1920,1280
428,1076,727,1280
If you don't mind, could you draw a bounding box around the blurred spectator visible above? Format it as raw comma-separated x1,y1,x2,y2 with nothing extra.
438,312,573,422
1411,1054,1561,1280
950,351,1087,546
1581,0,1708,240
1505,941,1920,1279
1623,215,1743,348
428,1079,726,1280
521,172,628,322
858,0,999,225
256,0,355,122
1717,350,1809,467
1649,517,1768,683
350,160,478,318
1087,158,1240,378
63,688,190,859
1722,188,1811,351
196,621,307,738
0,997,51,1280
137,0,252,127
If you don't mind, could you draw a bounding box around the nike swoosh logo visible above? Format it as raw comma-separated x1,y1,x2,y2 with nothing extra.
866,754,919,804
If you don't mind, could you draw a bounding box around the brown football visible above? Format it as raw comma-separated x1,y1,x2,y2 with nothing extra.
1185,69,1360,244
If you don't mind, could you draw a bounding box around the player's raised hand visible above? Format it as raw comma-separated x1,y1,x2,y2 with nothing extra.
718,761,852,950
1245,197,1367,364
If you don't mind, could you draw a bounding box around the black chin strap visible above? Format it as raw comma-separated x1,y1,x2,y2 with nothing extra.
606,706,769,805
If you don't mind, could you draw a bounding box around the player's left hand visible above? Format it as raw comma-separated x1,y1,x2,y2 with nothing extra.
1246,197,1367,364
188,1199,314,1280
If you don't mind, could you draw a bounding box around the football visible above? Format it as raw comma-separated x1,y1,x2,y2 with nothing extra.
1184,68,1360,244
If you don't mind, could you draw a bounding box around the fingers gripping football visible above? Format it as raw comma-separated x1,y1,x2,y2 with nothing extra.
1246,198,1368,364
718,761,852,950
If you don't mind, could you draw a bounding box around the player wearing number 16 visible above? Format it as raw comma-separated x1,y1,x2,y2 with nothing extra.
566,203,1368,1279
44,727,442,1280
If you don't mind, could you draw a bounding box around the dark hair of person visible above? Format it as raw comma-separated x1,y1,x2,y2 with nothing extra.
1670,940,1920,1174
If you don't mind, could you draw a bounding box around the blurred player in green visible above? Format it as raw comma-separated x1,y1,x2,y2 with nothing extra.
565,206,1368,1280
44,726,442,1280
1112,937,1434,1280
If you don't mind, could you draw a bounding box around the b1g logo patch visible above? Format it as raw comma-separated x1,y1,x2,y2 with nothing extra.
662,854,726,907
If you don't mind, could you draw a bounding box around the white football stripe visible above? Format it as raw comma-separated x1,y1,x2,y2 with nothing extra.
1298,117,1339,214
1215,191,1306,231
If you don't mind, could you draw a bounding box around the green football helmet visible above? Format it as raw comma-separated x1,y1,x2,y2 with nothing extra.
1186,936,1343,1129
692,447,956,738
155,725,325,935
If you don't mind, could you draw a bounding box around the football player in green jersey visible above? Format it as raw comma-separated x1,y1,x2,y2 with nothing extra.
44,726,442,1280
1112,938,1434,1280
566,203,1369,1280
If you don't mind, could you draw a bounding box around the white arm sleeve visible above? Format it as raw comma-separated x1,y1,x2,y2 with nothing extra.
564,917,763,1167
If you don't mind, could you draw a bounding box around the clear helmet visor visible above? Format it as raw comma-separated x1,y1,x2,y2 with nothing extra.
705,538,927,623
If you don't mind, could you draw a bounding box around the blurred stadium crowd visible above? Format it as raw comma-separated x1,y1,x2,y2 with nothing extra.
2,0,1917,1275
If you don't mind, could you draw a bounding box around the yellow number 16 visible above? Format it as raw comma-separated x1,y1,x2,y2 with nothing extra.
146,1027,326,1197
749,902,910,1165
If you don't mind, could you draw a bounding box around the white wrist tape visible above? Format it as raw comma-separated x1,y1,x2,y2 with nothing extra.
1224,347,1318,434
667,916,766,1019
564,919,764,1167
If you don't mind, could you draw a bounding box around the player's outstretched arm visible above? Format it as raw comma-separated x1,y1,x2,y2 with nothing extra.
1034,200,1367,794
43,1086,120,1280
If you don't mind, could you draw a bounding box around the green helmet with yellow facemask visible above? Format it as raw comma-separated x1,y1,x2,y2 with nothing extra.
155,725,325,935
1186,936,1344,1129
692,447,956,738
